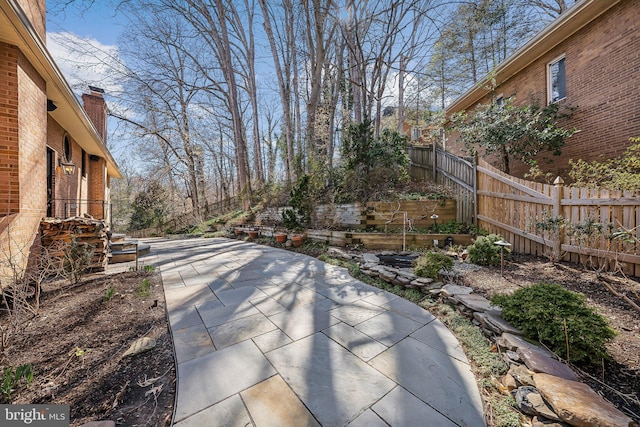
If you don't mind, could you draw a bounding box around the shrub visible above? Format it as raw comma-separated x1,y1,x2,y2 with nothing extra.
467,234,509,266
491,283,616,364
414,251,454,280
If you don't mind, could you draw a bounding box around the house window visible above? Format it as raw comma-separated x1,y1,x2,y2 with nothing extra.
81,149,87,177
548,55,566,103
63,135,72,161
495,95,504,108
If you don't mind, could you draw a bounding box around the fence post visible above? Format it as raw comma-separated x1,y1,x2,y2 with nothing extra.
473,153,478,227
553,176,564,257
432,140,437,182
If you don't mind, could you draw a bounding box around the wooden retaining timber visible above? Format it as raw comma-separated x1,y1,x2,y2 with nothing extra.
305,229,473,251
256,200,457,231
40,217,109,272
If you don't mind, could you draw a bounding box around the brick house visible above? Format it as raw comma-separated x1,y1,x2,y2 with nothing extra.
445,0,640,178
0,0,121,278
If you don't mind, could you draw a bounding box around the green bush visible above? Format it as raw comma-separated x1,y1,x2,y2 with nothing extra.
491,283,616,364
414,251,454,280
467,234,509,266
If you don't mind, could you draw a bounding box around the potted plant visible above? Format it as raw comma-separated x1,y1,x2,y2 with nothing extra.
275,232,287,243
248,230,259,240
291,234,304,248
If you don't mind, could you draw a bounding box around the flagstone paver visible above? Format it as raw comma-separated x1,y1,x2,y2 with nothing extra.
145,237,486,426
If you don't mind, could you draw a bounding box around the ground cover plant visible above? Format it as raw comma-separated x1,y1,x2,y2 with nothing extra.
492,282,616,364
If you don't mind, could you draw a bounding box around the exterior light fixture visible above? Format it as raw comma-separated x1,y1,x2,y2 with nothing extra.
494,239,512,277
59,159,76,175
430,214,439,230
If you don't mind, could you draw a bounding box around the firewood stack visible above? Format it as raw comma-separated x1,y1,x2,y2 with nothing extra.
40,216,110,272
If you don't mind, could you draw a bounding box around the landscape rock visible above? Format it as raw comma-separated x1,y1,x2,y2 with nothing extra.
362,253,380,264
440,284,473,297
484,314,522,335
505,350,520,362
531,416,570,427
501,373,518,392
123,337,156,357
534,373,634,427
454,293,494,312
517,347,578,381
395,275,412,287
497,333,548,354
508,364,535,386
514,386,542,416
378,270,396,284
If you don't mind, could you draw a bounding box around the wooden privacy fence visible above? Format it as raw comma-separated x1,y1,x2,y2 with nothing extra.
476,158,640,276
406,144,475,224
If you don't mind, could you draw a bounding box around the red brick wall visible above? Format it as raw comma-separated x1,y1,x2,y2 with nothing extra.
82,92,107,145
450,1,640,179
0,45,47,280
88,156,106,219
15,0,46,42
0,42,20,215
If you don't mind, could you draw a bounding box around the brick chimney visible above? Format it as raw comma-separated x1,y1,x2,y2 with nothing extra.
82,86,107,144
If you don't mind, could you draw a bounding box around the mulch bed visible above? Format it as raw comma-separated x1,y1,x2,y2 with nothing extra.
0,270,175,427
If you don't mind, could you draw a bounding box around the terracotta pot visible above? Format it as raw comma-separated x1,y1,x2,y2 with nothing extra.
291,234,304,248
275,233,287,243
248,230,259,239
234,228,244,236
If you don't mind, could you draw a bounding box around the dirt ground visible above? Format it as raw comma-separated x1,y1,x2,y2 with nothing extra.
0,270,175,427
458,254,640,422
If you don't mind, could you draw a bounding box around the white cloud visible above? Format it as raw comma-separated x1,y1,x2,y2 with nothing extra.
46,31,127,95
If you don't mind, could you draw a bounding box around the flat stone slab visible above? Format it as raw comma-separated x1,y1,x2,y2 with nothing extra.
534,373,634,427
328,301,386,326
381,297,436,324
215,286,267,306
484,314,522,335
240,375,320,427
346,409,388,427
266,333,395,426
440,284,473,296
372,386,458,426
207,312,277,349
517,347,578,381
251,329,293,353
175,340,276,423
410,320,469,363
362,291,400,307
362,253,380,264
165,284,218,311
454,293,494,312
249,295,288,317
323,322,388,361
269,305,341,341
168,307,204,331
354,311,423,346
173,323,215,363
197,303,260,328
174,395,251,427
497,332,547,353
370,337,485,427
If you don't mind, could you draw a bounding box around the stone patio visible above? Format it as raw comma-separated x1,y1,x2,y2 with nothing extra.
140,237,485,426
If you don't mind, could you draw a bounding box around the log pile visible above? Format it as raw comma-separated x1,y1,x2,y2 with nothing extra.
40,216,109,272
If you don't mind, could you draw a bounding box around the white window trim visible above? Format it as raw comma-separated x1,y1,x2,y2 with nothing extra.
547,54,566,104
